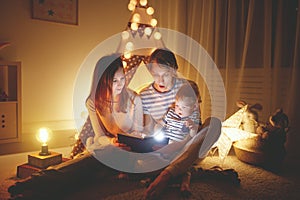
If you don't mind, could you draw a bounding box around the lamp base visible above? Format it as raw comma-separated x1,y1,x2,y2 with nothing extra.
39,151,51,156
39,145,50,156
28,151,62,169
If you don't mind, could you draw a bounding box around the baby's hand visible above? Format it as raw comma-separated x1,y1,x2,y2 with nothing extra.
185,120,198,137
189,129,197,137
185,119,196,130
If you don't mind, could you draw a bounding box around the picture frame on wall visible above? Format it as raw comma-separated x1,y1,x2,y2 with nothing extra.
31,0,78,25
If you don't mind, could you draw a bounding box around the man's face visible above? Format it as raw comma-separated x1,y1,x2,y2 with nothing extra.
149,63,175,92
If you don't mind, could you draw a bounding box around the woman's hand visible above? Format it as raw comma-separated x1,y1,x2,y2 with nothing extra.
111,137,132,151
86,137,94,148
130,131,147,138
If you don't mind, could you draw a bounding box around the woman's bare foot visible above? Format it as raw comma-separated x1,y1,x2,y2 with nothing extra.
143,170,172,199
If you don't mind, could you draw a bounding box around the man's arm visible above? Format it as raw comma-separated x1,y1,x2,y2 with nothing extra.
143,113,156,135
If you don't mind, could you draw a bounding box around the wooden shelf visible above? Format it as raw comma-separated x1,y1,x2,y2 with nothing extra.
0,61,21,144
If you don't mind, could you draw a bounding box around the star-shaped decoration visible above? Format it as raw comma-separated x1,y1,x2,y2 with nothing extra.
48,9,55,16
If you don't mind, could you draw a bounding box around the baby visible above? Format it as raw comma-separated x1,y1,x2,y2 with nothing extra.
153,81,202,195
158,81,202,143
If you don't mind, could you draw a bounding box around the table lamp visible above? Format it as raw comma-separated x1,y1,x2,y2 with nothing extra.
36,127,52,156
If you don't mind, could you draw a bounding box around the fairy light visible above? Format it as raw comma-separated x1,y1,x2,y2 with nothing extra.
146,7,154,15
131,22,139,30
132,13,141,23
144,27,152,36
139,0,147,7
128,3,136,11
122,31,130,40
150,18,157,27
125,42,134,51
124,52,131,59
154,32,161,40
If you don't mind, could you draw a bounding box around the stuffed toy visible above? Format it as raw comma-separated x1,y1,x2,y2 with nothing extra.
236,100,263,133
256,108,289,140
233,108,289,171
256,108,289,161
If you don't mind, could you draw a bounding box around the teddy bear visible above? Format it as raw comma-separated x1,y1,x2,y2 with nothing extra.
256,108,289,163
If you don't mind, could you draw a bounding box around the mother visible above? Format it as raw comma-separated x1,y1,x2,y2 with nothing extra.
9,53,145,199
71,53,144,156
85,53,143,148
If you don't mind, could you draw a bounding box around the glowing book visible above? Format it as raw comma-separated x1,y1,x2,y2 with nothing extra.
117,133,169,153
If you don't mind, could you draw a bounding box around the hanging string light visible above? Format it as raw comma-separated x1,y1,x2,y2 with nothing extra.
118,0,163,57
117,0,165,84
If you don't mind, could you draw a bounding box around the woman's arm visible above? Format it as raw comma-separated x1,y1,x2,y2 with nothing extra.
85,97,113,147
86,97,106,138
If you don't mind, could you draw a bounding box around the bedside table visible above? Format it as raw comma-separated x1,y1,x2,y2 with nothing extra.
17,153,70,179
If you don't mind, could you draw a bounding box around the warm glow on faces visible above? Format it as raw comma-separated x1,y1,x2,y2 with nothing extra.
112,68,126,96
150,63,175,92
174,97,195,118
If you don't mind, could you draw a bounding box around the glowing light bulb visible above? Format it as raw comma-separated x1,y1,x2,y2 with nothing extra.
139,0,147,6
146,7,154,15
150,18,157,27
125,42,134,51
154,32,162,40
124,52,131,59
121,31,130,40
132,13,140,23
37,128,50,144
128,3,135,11
131,22,139,31
144,27,152,36
36,127,52,156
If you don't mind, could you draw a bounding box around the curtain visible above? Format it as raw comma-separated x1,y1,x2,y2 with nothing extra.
152,0,299,159
186,0,299,159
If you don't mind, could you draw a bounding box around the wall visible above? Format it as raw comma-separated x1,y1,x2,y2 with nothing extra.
0,0,130,134
0,0,187,154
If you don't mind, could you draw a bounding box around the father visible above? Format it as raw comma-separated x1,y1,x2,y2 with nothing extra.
140,48,222,199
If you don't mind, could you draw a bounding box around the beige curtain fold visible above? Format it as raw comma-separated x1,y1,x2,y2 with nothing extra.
150,0,299,157
153,0,299,158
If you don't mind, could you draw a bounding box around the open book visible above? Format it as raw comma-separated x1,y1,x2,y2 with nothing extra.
117,133,169,153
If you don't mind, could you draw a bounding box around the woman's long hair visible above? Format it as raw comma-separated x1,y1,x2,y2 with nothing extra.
95,55,129,115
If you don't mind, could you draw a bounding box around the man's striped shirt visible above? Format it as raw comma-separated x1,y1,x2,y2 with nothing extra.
139,78,186,121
